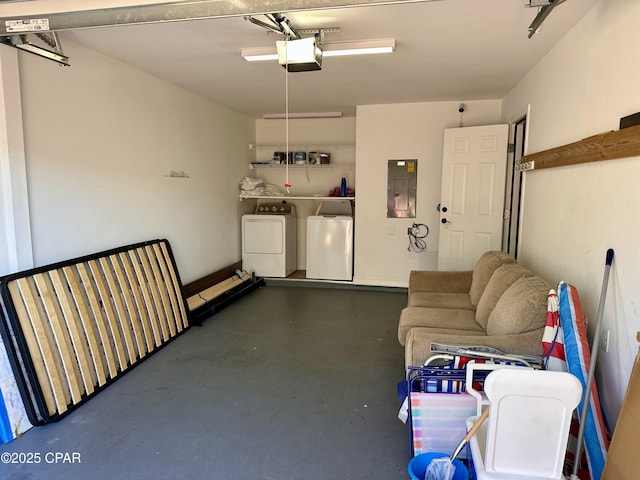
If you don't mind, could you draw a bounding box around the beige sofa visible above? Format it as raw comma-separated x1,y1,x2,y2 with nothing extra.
399,251,551,369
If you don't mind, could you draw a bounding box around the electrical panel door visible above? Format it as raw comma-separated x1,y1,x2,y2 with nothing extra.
387,159,417,218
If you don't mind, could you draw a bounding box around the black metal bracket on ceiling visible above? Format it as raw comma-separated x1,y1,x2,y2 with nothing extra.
526,0,567,39
0,31,69,66
245,13,301,40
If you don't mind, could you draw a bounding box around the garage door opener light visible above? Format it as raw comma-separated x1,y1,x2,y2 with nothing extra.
242,38,395,65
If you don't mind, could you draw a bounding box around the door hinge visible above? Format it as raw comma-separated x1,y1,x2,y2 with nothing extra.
507,143,515,154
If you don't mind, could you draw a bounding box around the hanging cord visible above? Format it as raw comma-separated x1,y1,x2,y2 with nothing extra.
304,150,310,183
283,39,291,194
407,223,429,252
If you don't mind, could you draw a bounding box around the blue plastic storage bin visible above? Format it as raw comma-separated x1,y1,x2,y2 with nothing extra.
408,452,469,480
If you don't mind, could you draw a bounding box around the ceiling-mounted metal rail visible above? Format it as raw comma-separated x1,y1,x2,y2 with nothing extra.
0,30,69,65
245,13,303,40
0,0,431,35
267,12,301,40
244,15,284,36
527,0,567,38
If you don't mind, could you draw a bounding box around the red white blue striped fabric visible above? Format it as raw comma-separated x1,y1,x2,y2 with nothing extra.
424,356,478,393
558,282,609,480
542,289,567,372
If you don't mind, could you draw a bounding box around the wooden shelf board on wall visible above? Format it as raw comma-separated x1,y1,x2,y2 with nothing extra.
518,124,640,171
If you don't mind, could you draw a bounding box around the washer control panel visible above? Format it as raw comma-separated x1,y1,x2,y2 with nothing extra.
255,202,295,215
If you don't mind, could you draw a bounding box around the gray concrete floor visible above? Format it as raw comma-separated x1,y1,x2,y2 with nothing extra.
2,285,410,480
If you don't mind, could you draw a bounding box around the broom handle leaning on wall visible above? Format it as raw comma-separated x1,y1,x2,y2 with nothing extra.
449,407,490,461
571,248,614,479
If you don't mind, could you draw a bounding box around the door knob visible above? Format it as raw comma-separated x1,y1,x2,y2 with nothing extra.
441,218,450,224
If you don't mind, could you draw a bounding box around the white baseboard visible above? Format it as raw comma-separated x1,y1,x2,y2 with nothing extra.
352,277,408,289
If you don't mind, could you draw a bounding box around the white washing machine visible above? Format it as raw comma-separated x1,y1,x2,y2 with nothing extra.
306,201,353,281
242,202,297,278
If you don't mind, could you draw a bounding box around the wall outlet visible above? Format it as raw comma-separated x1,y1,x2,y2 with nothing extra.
601,329,610,353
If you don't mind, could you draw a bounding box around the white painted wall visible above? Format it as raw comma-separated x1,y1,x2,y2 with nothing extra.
0,46,33,275
253,117,356,269
502,0,640,428
354,100,502,287
253,117,356,199
17,38,254,283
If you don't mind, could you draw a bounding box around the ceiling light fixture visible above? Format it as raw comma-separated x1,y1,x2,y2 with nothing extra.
240,47,279,62
241,38,395,63
323,39,395,57
263,112,343,119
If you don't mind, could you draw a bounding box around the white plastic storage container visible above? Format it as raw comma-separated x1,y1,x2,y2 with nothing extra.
466,369,582,480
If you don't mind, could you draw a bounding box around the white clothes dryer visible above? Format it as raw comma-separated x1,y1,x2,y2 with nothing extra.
242,202,297,278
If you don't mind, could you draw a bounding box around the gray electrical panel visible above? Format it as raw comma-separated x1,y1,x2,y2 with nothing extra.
387,159,417,218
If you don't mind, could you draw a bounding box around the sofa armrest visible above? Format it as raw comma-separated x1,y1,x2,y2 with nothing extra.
404,327,544,370
408,270,473,295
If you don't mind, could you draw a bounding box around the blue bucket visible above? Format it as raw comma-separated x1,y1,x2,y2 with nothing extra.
408,452,469,480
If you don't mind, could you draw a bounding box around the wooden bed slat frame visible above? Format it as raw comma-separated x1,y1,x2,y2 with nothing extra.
0,239,188,424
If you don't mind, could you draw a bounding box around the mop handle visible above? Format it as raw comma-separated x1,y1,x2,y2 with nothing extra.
449,407,490,461
606,248,614,266
464,407,490,441
571,248,614,478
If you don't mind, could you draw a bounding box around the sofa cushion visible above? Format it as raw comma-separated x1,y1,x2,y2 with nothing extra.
469,251,516,307
409,291,474,310
398,306,483,345
475,263,533,329
486,275,550,336
405,327,545,370
409,270,473,295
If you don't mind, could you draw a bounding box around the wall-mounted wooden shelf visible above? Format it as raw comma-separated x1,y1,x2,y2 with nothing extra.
518,124,640,171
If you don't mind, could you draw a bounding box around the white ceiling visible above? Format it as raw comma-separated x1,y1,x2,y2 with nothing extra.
51,0,596,118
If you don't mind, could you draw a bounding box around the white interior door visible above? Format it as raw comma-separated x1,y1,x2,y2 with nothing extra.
437,124,509,271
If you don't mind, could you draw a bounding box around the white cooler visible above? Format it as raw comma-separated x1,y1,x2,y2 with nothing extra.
466,369,582,480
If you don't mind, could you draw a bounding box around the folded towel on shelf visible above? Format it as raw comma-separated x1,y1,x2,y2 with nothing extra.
239,176,283,198
240,176,264,197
